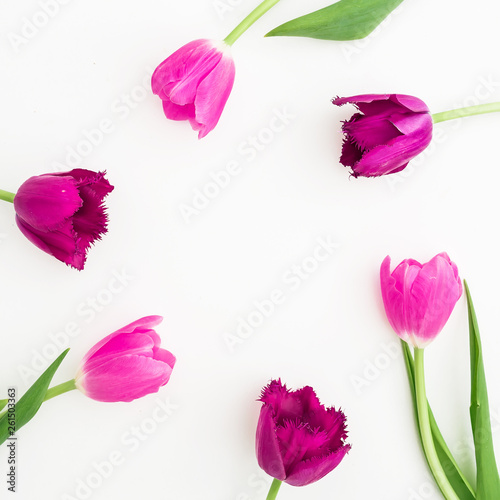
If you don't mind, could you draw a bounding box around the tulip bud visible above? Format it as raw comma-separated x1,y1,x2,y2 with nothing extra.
256,379,350,487
13,169,113,270
75,316,176,402
333,94,433,177
152,39,235,139
380,253,462,348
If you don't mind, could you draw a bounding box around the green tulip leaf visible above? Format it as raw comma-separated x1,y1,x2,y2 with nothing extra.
465,282,500,498
0,399,7,413
266,0,405,41
0,349,69,446
402,342,476,499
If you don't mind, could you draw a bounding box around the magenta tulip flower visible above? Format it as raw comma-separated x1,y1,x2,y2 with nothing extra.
13,169,113,270
75,316,175,403
380,253,462,348
332,94,433,177
152,39,235,139
256,379,350,491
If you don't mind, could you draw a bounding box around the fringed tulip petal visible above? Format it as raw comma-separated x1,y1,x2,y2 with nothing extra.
256,380,349,486
13,169,113,270
333,94,433,177
15,215,86,270
285,445,351,487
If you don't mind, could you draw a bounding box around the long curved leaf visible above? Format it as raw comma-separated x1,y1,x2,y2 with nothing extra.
266,0,405,41
402,341,476,499
465,282,500,499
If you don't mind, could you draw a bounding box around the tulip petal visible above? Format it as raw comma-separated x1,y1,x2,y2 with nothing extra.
80,316,163,367
154,347,176,369
193,52,235,138
168,51,223,106
15,215,85,270
259,380,304,425
162,99,196,121
151,39,213,96
277,420,330,471
409,253,463,345
14,175,82,231
334,94,429,116
256,405,287,481
285,444,351,486
339,138,363,168
352,113,432,177
77,354,174,402
80,332,157,375
343,113,402,151
308,406,349,451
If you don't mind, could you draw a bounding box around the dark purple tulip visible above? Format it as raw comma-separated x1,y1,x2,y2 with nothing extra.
14,169,113,270
256,379,350,487
333,94,433,177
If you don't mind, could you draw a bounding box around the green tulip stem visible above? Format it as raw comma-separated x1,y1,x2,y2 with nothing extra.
0,380,76,420
414,348,459,500
224,0,282,46
266,479,282,500
432,102,500,123
43,379,77,402
0,189,15,204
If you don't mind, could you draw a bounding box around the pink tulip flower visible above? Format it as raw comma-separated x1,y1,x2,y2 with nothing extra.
152,39,235,139
256,379,350,487
380,253,462,348
75,316,176,402
332,94,433,177
13,169,113,270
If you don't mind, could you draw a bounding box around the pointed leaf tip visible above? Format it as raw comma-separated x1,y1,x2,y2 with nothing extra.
0,349,70,445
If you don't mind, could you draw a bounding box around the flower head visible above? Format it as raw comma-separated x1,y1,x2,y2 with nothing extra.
75,316,175,403
152,39,235,139
13,169,113,270
333,94,433,177
256,379,350,487
380,253,462,348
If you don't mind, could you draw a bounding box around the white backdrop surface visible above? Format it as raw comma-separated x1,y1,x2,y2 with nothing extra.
1,0,500,499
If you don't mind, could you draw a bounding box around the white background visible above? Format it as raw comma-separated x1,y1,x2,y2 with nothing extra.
1,0,500,499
